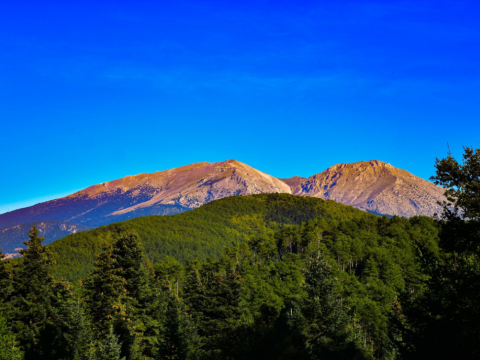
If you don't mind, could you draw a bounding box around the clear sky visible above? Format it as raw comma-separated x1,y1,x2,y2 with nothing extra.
1,0,479,214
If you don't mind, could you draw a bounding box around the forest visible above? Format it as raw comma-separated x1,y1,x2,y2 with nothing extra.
0,146,479,360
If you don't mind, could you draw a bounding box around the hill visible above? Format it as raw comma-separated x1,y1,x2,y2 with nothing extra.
0,160,446,256
46,193,363,281
0,160,290,230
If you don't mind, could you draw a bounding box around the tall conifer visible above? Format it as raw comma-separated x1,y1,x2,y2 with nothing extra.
84,242,127,334
0,249,13,304
7,224,54,353
300,256,368,359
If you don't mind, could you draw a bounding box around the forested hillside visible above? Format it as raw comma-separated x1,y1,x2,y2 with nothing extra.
46,193,362,280
1,147,479,360
0,194,441,359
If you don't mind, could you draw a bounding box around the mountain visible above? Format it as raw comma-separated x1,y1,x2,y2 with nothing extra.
0,220,92,257
0,160,291,230
284,160,445,217
0,159,446,255
45,193,363,281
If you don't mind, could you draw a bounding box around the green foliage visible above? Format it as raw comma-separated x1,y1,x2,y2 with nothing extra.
4,225,56,354
0,249,13,304
0,312,22,360
156,295,200,360
431,146,480,221
7,190,475,359
398,146,480,359
46,194,362,281
97,327,125,360
299,256,368,359
84,242,128,334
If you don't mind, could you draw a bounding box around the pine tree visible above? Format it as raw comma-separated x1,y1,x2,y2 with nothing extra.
111,233,147,301
84,242,128,334
183,260,205,327
198,268,244,358
301,255,368,360
157,295,188,360
65,300,93,360
0,249,13,304
6,224,54,353
111,232,164,358
97,327,125,360
157,294,201,360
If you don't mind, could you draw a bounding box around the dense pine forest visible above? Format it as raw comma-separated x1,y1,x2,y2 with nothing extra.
1,147,479,359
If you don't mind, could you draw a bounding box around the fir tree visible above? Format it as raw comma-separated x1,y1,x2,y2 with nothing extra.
84,242,127,334
300,255,368,360
183,260,205,327
6,224,54,354
0,249,13,304
111,233,147,301
112,232,163,359
65,300,93,360
97,327,125,360
157,294,201,360
157,295,188,360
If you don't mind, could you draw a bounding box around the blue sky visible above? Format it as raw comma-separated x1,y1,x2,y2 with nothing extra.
1,0,479,214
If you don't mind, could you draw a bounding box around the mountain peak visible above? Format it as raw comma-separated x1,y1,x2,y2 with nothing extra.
0,159,447,235
290,160,443,217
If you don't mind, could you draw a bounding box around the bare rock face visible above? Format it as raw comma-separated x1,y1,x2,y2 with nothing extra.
0,160,291,229
284,160,445,217
0,159,447,239
81,159,292,215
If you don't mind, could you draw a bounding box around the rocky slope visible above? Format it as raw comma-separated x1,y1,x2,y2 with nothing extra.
279,176,307,189
282,160,445,217
0,159,446,250
0,160,291,230
0,220,92,257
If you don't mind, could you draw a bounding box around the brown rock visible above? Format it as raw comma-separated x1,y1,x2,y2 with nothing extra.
286,160,445,217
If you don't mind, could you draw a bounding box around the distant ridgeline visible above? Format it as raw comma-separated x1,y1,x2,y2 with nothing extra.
0,159,446,259
47,193,362,280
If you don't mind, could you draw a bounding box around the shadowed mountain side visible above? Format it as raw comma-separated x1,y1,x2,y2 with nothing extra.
0,220,92,255
45,193,364,281
0,189,189,229
279,176,307,190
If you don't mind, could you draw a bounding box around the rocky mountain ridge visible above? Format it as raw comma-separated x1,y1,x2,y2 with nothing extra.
0,160,290,230
283,160,444,218
0,159,446,255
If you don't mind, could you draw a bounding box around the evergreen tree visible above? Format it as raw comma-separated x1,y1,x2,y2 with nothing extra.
0,312,22,360
183,260,205,327
300,256,368,360
0,249,13,304
6,224,54,354
400,146,480,359
157,295,188,360
84,242,127,334
111,232,163,359
97,327,125,360
157,294,201,360
64,300,93,360
111,233,147,301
